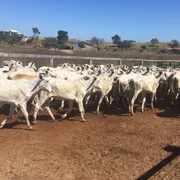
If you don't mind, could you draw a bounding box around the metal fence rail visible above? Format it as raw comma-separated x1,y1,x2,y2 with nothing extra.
1,52,180,68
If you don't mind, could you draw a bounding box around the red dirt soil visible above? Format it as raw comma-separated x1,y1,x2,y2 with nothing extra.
0,105,179,180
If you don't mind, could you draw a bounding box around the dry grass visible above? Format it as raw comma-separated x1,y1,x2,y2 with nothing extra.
0,45,180,63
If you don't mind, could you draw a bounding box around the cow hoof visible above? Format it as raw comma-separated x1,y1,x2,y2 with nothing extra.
31,121,36,125
82,119,86,122
29,126,33,130
61,114,67,119
95,111,100,115
30,127,36,131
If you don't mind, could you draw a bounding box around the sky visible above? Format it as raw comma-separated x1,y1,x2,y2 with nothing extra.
0,0,180,42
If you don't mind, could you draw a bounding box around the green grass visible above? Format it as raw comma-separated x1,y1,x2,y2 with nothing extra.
0,45,67,55
0,45,180,61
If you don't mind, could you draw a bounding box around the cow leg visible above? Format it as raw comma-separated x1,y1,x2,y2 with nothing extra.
15,106,19,113
141,96,146,112
0,104,15,128
33,97,52,123
33,106,41,124
61,100,73,119
77,100,86,122
58,100,65,111
109,95,114,106
151,93,156,109
96,93,105,114
19,104,32,129
44,106,56,121
129,91,139,115
84,94,91,107
104,95,109,104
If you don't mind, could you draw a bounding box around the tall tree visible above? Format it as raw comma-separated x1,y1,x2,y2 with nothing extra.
89,37,105,50
57,30,69,44
32,27,40,39
151,38,159,46
117,40,133,50
0,32,23,45
112,34,121,44
42,37,58,48
167,39,179,48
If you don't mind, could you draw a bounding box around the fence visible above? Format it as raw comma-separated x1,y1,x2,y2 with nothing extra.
1,52,180,68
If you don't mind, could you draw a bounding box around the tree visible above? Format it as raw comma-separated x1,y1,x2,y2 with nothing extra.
42,37,58,48
26,36,35,43
78,42,85,48
89,37,105,50
151,38,159,46
139,45,147,53
0,32,23,45
111,34,121,44
32,27,40,37
167,39,179,48
117,40,133,50
57,30,69,44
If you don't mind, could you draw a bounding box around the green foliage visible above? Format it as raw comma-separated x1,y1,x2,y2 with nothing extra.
160,48,168,54
112,47,119,51
117,40,133,50
32,28,40,36
151,38,159,45
139,48,144,53
141,45,147,50
78,42,85,48
0,32,23,45
56,44,70,49
139,45,147,53
112,34,121,44
42,37,58,48
26,36,35,43
89,37,104,49
167,39,179,48
57,30,69,44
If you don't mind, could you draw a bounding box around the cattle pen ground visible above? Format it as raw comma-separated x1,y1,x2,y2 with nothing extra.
0,103,179,180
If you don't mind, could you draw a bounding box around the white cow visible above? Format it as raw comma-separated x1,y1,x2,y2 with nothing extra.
32,75,97,123
0,74,52,129
128,71,166,115
84,70,118,114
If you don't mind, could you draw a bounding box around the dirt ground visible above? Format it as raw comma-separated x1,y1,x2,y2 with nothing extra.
0,104,179,180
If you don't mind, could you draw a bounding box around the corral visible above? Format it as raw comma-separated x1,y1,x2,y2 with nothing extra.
0,56,179,180
0,105,179,180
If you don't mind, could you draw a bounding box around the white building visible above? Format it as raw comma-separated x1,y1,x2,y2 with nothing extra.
0,30,23,36
8,30,23,36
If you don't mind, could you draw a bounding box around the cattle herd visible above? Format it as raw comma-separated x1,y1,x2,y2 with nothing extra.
0,60,179,129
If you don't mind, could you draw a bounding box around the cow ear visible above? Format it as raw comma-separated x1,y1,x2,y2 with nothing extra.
113,77,118,82
83,76,90,80
39,74,44,80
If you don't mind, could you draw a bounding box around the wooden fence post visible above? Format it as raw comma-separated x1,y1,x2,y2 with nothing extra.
118,60,122,65
89,58,93,65
141,60,144,66
49,57,54,67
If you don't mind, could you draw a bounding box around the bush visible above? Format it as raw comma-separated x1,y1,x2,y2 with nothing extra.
139,48,144,53
26,37,35,43
78,42,85,48
57,44,70,49
113,47,119,51
42,37,58,48
140,45,147,50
